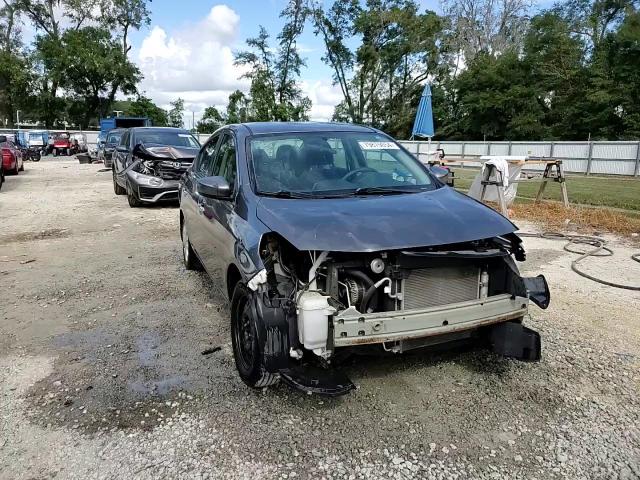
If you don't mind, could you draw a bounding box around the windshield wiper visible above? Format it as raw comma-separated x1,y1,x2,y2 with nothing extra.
352,186,424,195
260,190,352,199
260,190,318,198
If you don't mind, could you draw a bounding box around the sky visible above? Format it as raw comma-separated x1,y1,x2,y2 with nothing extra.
128,0,443,126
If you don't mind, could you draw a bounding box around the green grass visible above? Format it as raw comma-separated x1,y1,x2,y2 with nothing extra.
451,168,640,211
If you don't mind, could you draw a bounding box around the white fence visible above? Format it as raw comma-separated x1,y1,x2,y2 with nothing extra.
399,140,640,177
5,128,639,176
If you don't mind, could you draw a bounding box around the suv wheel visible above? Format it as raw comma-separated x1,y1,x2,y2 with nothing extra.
113,168,126,195
230,283,279,389
181,222,202,270
127,183,142,208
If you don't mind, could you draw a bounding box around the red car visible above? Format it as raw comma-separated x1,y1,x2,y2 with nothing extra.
1,135,24,182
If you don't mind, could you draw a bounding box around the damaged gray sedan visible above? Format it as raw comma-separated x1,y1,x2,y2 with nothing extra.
113,127,200,207
179,122,550,396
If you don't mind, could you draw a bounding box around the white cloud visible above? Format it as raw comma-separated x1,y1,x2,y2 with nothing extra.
135,4,344,126
136,4,249,125
302,80,344,121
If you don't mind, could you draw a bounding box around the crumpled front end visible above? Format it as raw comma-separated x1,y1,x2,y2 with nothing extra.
126,144,195,203
248,232,550,394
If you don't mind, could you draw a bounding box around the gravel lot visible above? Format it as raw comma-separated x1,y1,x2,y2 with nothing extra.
1,158,639,480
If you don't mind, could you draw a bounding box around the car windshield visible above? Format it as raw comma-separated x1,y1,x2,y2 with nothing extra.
106,132,122,144
135,131,200,148
250,132,436,196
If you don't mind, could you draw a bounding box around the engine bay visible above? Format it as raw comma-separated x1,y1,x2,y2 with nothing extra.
256,232,542,360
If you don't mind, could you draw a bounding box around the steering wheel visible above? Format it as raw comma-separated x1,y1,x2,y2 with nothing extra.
342,167,377,182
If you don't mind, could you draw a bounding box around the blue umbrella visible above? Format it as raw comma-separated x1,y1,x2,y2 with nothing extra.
411,83,434,139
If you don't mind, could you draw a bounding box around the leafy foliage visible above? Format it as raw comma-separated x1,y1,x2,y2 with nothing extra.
197,106,224,133
118,95,168,126
167,98,185,128
235,0,311,122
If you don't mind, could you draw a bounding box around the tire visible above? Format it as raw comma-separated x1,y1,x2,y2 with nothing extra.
19,160,24,171
126,182,142,208
12,162,19,175
181,221,202,271
230,283,279,389
66,148,71,156
113,168,126,195
0,168,4,191
53,149,58,157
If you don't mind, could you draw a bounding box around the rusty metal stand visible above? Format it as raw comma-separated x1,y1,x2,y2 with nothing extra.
530,160,569,208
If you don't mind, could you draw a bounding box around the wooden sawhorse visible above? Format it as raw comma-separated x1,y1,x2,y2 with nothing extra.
477,159,570,217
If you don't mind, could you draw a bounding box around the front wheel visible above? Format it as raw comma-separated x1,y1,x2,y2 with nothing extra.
230,283,279,389
127,183,142,208
113,168,126,195
181,221,202,270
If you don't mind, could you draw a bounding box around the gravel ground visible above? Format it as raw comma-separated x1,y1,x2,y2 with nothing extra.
1,158,639,480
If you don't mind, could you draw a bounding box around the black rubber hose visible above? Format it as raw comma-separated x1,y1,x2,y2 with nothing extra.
360,284,379,313
519,232,640,291
343,269,377,311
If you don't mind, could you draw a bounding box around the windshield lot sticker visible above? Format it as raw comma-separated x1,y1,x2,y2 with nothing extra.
358,141,400,150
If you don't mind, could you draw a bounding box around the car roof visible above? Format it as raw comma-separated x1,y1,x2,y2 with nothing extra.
129,127,191,133
234,122,377,135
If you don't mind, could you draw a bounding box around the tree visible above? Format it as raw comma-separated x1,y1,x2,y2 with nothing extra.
126,95,168,126
37,26,140,127
451,51,547,140
196,106,224,133
441,0,533,62
168,98,184,128
16,0,102,126
234,1,311,122
226,90,250,123
553,0,635,51
101,0,151,55
0,0,32,126
312,0,445,136
275,0,307,108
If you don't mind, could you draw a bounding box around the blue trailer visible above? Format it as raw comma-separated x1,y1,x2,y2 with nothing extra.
99,117,150,137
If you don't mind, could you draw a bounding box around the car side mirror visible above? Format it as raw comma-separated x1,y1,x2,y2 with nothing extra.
429,165,451,185
197,176,232,199
0,135,6,143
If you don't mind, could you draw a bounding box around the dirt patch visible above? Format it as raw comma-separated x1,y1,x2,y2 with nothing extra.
0,228,71,245
511,202,640,240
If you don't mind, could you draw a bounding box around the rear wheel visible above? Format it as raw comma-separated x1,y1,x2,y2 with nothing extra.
230,283,279,389
11,161,19,175
113,168,126,195
19,160,24,171
0,167,4,190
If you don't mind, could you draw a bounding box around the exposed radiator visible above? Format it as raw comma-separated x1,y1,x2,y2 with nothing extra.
401,266,480,310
